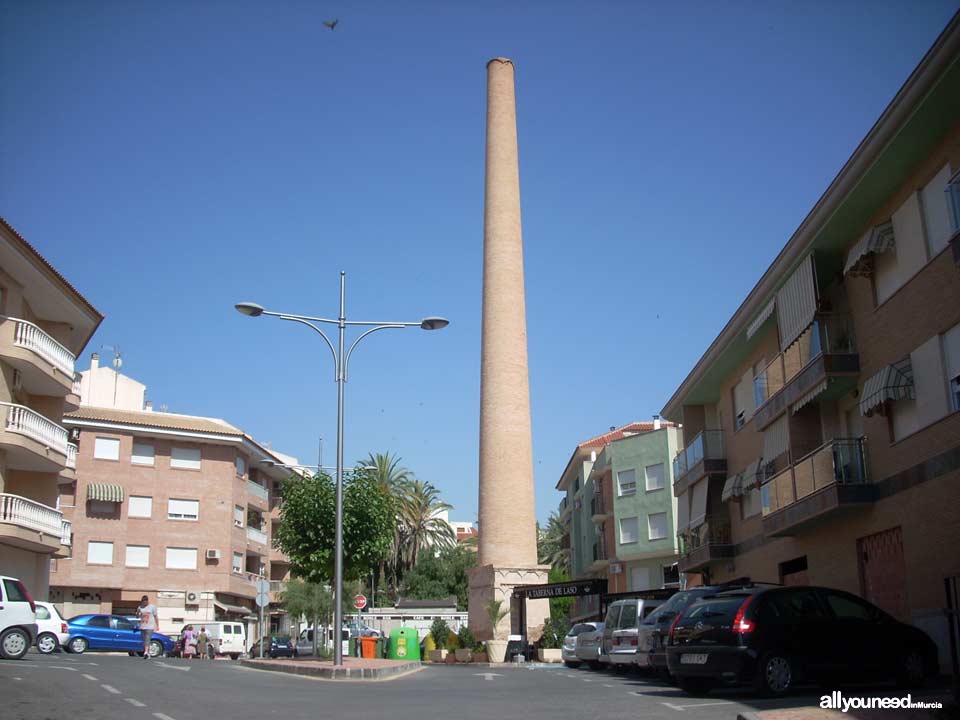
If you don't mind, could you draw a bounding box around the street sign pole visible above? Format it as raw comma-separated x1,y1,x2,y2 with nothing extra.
255,577,270,659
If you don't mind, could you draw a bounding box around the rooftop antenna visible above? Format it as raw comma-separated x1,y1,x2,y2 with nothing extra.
100,345,122,406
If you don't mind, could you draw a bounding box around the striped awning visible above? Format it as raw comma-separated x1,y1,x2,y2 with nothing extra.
87,483,124,503
860,359,914,417
721,473,743,502
746,298,776,340
792,379,829,414
844,220,896,277
740,458,764,492
214,599,251,615
776,254,819,351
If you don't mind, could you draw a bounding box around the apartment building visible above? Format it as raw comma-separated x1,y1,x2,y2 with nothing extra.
556,420,681,620
661,16,960,665
50,362,296,636
0,217,102,599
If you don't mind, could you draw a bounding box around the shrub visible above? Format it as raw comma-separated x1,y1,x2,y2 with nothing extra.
485,599,509,637
430,618,451,650
538,617,564,649
446,632,460,650
457,625,476,651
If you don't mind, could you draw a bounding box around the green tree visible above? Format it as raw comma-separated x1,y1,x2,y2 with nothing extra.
547,567,573,622
397,479,455,570
359,451,414,594
537,512,568,573
401,545,477,610
280,579,332,655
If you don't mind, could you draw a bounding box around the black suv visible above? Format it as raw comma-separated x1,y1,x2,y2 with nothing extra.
666,585,939,696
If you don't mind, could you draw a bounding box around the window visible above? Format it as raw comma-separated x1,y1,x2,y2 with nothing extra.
167,499,199,521
86,616,110,628
35,605,51,620
619,516,639,544
619,603,638,628
911,334,950,429
733,368,756,430
88,500,116,514
573,476,580,493
874,192,929,305
87,541,113,565
170,446,201,470
232,552,243,574
766,589,827,620
617,469,636,496
944,322,960,412
128,496,152,518
234,505,245,527
823,591,880,621
131,442,155,466
112,617,136,630
644,463,665,492
165,547,198,570
630,567,650,592
949,170,960,231
663,563,680,587
93,437,120,461
603,604,621,628
3,579,28,603
236,455,247,477
125,545,150,568
920,164,953,256
741,487,761,519
647,512,668,540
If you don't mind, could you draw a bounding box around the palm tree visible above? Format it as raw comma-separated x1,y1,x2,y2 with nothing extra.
359,452,415,593
538,512,568,573
397,480,455,571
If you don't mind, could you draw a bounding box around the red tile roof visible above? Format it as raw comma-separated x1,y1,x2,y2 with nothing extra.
577,421,675,449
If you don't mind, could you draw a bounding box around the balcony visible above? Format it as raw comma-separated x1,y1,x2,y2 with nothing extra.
269,543,289,563
672,430,726,496
0,317,76,397
559,496,571,522
246,526,268,546
0,493,64,553
677,517,734,573
589,538,610,571
590,494,612,523
247,480,268,507
54,519,73,558
761,438,874,537
0,402,69,473
269,580,287,603
65,373,82,412
753,316,860,430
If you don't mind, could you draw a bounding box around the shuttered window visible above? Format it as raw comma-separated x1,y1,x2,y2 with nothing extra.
776,255,818,351
171,446,201,470
763,415,789,462
168,499,199,520
165,547,198,570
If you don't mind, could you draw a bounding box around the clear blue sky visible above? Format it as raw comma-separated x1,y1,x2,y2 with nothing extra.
2,1,958,525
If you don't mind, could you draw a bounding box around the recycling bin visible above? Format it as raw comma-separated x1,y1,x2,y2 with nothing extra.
375,637,385,658
360,636,377,659
387,627,420,661
348,636,357,657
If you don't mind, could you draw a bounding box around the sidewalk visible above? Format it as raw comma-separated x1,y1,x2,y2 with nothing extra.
240,656,421,680
737,707,950,720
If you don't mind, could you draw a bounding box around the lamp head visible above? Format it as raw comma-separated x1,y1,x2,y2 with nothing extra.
420,317,449,331
235,302,265,317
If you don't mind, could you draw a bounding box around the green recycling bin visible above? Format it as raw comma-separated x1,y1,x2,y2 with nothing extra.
375,637,385,658
387,627,420,661
348,636,357,657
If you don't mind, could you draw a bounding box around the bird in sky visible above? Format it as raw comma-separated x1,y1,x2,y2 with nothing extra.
323,19,338,30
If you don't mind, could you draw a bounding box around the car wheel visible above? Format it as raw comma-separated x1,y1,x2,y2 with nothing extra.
149,640,163,658
563,661,581,668
36,632,60,655
69,636,88,654
0,627,30,660
230,653,239,660
896,648,927,688
757,652,793,695
677,676,713,696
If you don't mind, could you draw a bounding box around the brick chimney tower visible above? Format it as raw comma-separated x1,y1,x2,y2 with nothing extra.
469,57,549,645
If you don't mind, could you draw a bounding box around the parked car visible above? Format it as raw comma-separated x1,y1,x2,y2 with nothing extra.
666,585,940,696
295,626,349,656
34,601,70,655
249,635,296,658
0,575,37,660
601,594,671,667
574,621,606,668
562,623,598,667
65,614,175,657
203,621,246,659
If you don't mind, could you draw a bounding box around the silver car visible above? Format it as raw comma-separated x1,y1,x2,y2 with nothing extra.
574,621,606,668
562,622,599,667
602,597,668,667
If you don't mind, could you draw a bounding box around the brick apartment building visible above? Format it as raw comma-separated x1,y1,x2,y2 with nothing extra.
661,15,960,666
0,217,102,599
50,360,296,638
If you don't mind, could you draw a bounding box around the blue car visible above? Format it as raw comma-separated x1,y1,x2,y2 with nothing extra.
66,614,175,657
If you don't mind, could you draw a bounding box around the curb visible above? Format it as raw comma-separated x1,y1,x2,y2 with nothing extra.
423,661,563,669
239,659,422,681
736,714,762,720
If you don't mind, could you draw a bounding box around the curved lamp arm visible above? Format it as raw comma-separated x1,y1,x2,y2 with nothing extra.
279,316,339,383
344,324,408,382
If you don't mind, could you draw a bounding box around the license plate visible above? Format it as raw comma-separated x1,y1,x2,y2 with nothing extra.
680,653,708,665
636,653,649,667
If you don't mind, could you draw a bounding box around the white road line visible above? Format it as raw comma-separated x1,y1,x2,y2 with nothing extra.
153,713,177,720
48,665,79,671
13,677,22,681
154,661,190,672
82,674,99,681
602,683,615,687
102,684,122,694
661,700,734,711
126,699,147,708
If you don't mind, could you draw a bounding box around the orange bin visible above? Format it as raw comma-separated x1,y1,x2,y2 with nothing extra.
360,636,378,659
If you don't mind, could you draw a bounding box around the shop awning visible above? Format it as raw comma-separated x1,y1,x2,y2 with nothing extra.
740,458,765,492
746,298,776,340
860,359,914,416
87,483,124,502
214,599,251,615
843,220,895,276
721,473,743,502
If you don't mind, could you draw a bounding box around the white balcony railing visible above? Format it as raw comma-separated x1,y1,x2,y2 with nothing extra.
1,402,69,456
246,526,268,545
71,373,82,396
61,519,72,546
0,493,64,537
10,318,76,377
247,480,268,502
66,443,77,469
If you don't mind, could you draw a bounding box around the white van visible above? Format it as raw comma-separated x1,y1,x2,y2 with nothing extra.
202,621,246,659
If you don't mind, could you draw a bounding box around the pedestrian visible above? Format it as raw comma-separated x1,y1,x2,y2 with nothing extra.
197,626,209,660
138,594,159,659
182,625,197,659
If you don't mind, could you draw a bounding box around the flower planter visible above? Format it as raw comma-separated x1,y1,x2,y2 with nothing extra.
472,651,488,663
454,649,473,663
485,640,507,663
537,648,563,663
427,649,448,663
444,651,458,664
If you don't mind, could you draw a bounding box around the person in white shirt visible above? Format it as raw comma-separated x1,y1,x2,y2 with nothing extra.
138,594,159,659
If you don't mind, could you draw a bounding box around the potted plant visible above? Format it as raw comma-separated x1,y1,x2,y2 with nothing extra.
484,599,509,663
444,631,459,663
455,626,475,663
472,641,487,663
427,618,450,663
537,618,564,663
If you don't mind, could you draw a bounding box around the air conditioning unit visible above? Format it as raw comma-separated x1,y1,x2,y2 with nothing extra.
185,590,201,604
610,562,623,574
205,548,221,560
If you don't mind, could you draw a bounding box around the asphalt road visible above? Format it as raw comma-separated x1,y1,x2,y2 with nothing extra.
1,652,952,720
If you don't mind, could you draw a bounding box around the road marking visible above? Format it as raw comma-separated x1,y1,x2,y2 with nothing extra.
473,673,502,681
82,674,99,681
126,699,146,707
13,677,22,681
602,683,615,687
661,701,734,712
102,684,122,694
48,665,79,671
155,661,190,672
153,713,177,720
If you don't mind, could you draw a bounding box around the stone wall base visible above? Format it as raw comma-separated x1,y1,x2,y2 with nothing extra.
468,564,551,641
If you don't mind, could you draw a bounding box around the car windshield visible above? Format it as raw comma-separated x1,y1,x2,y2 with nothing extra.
682,595,750,623
642,590,701,624
566,623,595,637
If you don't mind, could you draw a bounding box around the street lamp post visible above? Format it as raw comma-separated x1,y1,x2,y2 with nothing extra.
236,271,448,665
